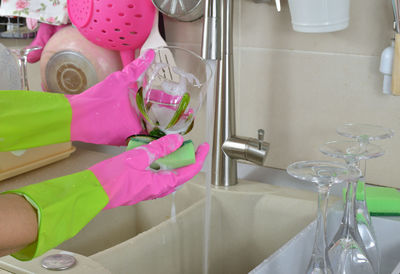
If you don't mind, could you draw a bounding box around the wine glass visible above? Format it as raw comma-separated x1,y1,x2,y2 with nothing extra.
320,140,384,274
287,161,361,274
337,123,394,144
132,46,212,138
0,42,20,90
336,123,394,273
337,123,394,177
9,46,42,90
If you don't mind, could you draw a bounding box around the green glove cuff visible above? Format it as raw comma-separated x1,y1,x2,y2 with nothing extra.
0,90,72,151
4,170,109,261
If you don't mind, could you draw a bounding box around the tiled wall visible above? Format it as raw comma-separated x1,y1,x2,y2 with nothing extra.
3,0,399,187
164,0,400,188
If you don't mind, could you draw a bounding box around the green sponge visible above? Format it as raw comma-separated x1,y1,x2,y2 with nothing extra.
342,181,400,216
366,186,400,216
126,136,195,170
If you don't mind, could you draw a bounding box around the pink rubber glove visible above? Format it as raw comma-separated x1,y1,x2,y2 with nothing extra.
26,18,39,30
27,23,67,63
68,49,155,146
89,134,209,210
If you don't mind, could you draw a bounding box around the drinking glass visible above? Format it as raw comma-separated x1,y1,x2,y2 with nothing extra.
320,140,384,274
132,46,212,137
287,161,361,274
9,46,42,90
0,43,20,90
337,123,393,177
336,123,394,273
337,123,394,145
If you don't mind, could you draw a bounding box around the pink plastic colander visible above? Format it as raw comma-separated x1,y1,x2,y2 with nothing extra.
67,0,156,67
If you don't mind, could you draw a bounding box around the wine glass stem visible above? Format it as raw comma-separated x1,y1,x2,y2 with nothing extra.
309,185,331,272
363,160,367,178
18,54,29,91
342,181,357,231
358,139,369,177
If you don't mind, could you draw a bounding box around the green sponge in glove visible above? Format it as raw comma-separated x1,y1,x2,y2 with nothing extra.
126,135,195,170
343,181,400,216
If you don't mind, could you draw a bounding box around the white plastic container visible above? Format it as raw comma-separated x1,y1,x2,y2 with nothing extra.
288,0,350,33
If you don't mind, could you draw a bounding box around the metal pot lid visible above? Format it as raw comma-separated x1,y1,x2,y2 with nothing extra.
45,50,98,94
0,43,21,90
152,0,204,21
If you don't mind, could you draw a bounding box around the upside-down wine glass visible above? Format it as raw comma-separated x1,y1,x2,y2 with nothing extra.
320,140,384,274
336,123,393,177
287,161,362,274
336,123,394,273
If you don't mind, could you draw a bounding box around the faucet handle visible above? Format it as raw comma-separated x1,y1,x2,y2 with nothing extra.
258,129,265,150
258,129,265,141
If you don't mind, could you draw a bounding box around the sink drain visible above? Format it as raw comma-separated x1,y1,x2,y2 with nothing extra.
41,254,77,271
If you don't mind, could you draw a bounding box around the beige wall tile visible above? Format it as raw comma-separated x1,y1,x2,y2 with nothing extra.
27,61,42,91
237,48,400,187
163,1,400,188
163,17,204,45
240,0,394,56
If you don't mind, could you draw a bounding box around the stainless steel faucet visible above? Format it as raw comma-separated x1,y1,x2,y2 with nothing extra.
202,0,270,187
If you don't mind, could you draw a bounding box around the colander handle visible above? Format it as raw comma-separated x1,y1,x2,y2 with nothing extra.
120,50,135,67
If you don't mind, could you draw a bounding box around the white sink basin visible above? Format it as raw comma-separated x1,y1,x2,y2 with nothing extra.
90,173,318,274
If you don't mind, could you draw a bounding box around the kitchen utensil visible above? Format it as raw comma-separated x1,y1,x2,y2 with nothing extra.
392,0,400,95
0,42,20,90
40,26,123,94
393,0,399,32
67,0,156,67
141,12,167,54
152,0,204,22
140,12,179,82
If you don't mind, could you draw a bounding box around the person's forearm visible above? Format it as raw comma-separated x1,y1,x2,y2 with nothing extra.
0,194,38,257
4,171,108,260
